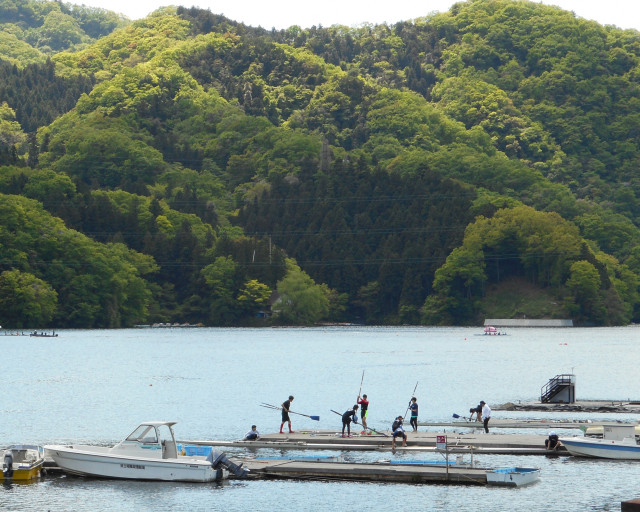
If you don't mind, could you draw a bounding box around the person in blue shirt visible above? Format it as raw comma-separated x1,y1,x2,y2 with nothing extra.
341,405,359,437
409,397,419,432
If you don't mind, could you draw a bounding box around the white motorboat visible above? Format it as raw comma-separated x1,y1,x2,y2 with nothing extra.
45,421,247,482
486,467,540,486
560,425,640,459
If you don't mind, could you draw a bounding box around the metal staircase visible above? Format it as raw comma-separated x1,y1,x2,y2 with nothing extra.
540,374,576,403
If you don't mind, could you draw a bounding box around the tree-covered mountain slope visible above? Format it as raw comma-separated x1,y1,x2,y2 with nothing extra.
0,0,638,327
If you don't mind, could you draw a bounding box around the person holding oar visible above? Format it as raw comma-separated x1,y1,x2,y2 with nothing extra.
260,400,320,432
408,397,419,432
341,405,359,437
281,395,294,434
357,394,369,430
356,371,369,431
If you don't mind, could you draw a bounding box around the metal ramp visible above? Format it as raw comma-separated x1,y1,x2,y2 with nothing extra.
540,374,576,403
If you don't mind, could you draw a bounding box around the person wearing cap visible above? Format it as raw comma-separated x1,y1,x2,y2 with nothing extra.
341,404,359,437
545,431,560,450
280,395,295,434
480,401,491,433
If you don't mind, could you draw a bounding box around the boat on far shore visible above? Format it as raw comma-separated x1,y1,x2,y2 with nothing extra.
29,331,58,337
474,326,508,336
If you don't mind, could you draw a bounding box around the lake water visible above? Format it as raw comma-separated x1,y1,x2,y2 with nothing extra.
1,326,639,511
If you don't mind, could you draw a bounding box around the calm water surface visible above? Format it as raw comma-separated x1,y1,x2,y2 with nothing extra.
1,326,639,511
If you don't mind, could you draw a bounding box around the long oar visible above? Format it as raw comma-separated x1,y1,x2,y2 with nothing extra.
357,370,365,399
403,381,419,420
331,410,389,437
260,403,320,421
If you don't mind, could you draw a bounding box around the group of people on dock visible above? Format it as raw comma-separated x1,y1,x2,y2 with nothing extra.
254,393,422,443
251,394,498,441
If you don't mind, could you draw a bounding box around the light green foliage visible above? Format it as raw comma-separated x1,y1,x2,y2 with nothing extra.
0,0,638,327
564,260,605,322
237,279,272,315
22,169,76,204
53,10,189,76
366,88,465,151
201,256,240,324
274,259,329,325
0,31,47,65
0,102,26,148
0,269,57,328
424,205,605,324
42,112,167,188
24,9,90,52
0,194,155,327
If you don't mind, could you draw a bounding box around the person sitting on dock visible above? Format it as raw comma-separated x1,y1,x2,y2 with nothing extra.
480,401,491,433
341,405,359,437
545,431,560,450
244,425,260,441
280,395,295,434
391,416,407,449
357,394,369,430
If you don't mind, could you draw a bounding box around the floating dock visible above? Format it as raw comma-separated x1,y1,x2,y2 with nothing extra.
237,457,491,485
495,400,640,413
418,418,601,429
181,429,566,455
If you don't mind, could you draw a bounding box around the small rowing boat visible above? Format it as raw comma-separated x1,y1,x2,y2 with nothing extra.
486,467,540,486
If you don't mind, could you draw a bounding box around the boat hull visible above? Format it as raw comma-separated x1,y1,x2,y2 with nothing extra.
559,438,640,460
46,445,225,482
0,460,44,481
486,467,540,487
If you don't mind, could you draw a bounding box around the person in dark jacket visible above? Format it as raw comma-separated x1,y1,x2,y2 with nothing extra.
391,416,407,450
280,395,294,434
545,431,560,450
469,404,483,422
341,405,359,437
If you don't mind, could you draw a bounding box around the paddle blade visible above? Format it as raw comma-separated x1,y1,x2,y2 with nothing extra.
452,413,461,419
310,416,320,421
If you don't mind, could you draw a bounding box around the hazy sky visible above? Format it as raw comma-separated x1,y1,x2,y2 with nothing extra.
79,0,640,31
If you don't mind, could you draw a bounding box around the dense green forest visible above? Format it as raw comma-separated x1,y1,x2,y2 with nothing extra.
0,0,639,328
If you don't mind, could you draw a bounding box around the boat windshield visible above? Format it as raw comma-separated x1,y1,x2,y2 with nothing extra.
125,425,158,444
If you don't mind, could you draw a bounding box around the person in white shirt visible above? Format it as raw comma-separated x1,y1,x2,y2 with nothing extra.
480,401,491,433
244,425,260,440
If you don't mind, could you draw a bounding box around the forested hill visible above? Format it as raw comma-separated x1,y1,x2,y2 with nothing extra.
0,0,639,329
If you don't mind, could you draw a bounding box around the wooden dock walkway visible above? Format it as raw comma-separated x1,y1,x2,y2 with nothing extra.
494,400,640,413
238,457,490,485
418,418,595,429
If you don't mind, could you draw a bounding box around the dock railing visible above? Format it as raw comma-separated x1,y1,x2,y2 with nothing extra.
540,374,574,403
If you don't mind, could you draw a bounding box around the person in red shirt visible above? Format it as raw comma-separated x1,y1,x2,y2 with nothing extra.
357,394,369,430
